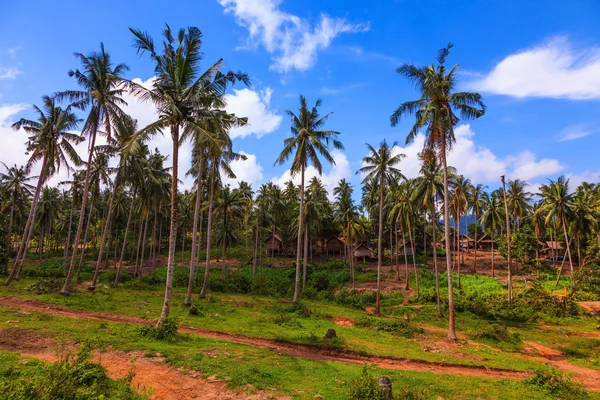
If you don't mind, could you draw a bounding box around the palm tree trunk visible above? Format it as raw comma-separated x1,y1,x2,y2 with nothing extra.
302,229,308,291
456,217,461,289
75,204,93,282
157,125,180,327
221,212,227,280
90,171,120,289
402,228,409,289
501,176,512,301
200,163,216,298
138,212,150,281
562,215,574,277
134,218,143,278
408,221,418,298
151,210,158,273
375,176,384,315
62,202,74,273
61,126,98,295
441,142,457,340
5,154,47,285
491,235,495,277
432,206,441,317
114,190,135,286
7,203,14,251
389,223,393,267
293,165,305,304
184,158,204,306
473,214,478,273
395,226,400,280
252,218,259,281
181,228,185,264
555,235,573,286
577,234,582,267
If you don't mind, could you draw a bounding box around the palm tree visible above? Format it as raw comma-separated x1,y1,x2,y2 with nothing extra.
538,176,575,284
450,175,470,288
507,179,531,232
480,191,504,277
0,163,35,249
274,95,343,303
359,140,405,314
391,44,485,339
333,179,359,286
128,24,249,326
58,44,128,296
214,185,245,278
5,96,83,285
571,184,597,265
36,187,61,258
469,183,487,272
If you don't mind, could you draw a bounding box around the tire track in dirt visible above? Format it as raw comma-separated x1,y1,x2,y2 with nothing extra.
0,296,534,381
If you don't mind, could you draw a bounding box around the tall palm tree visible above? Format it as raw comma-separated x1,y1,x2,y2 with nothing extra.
480,191,504,277
214,185,245,278
507,179,531,232
450,175,470,288
274,95,343,303
391,44,485,339
5,96,83,285
0,163,35,249
58,44,128,295
538,176,575,284
359,140,405,314
128,24,249,326
469,183,487,272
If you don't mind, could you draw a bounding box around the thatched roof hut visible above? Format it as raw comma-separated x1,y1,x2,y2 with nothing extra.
353,243,373,259
477,233,496,250
264,233,283,252
325,236,345,255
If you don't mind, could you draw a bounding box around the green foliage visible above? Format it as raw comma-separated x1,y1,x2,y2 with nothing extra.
348,367,425,400
26,277,63,294
0,215,10,275
21,260,64,279
496,226,538,266
525,369,588,399
0,343,145,399
473,324,521,344
139,318,179,341
355,317,424,338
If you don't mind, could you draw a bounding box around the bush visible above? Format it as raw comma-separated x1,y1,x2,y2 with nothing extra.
21,260,64,279
474,324,521,344
355,317,424,338
525,369,587,399
0,342,145,399
139,318,179,341
348,367,425,400
26,278,63,294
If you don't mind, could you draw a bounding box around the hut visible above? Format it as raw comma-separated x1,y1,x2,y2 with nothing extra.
541,241,564,259
325,236,345,256
459,234,476,250
476,233,496,250
399,241,414,256
264,233,284,254
353,243,373,259
439,232,458,250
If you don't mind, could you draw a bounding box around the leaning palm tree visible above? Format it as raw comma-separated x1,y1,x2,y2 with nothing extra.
58,44,128,296
274,95,343,303
390,44,485,339
128,24,249,326
5,96,83,285
359,140,405,314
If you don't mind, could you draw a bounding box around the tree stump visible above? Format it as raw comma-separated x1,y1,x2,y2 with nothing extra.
325,329,337,339
189,305,198,315
377,376,393,398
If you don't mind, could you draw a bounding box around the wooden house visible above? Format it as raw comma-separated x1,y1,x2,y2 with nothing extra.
353,243,373,259
541,241,564,258
459,234,476,250
439,232,457,250
264,233,284,253
325,236,345,255
476,233,496,250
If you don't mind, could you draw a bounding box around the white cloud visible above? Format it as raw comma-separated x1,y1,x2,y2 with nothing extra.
271,149,351,200
384,124,564,185
0,67,20,80
558,124,596,142
565,170,600,189
466,36,600,100
218,0,369,72
224,88,282,138
221,151,264,188
0,103,29,169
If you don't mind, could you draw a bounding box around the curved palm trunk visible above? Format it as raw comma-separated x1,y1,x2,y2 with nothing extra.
114,190,135,286
292,166,305,304
200,164,216,298
157,125,180,327
555,235,573,286
138,212,150,281
562,215,574,277
62,202,75,273
441,142,457,340
184,158,204,307
408,221,419,298
7,203,14,251
456,217,461,289
61,127,98,295
75,205,93,282
375,175,384,315
90,172,120,289
5,155,47,285
134,219,143,278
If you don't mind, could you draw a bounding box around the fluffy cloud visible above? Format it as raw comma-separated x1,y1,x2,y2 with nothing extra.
218,0,369,72
221,151,264,188
565,170,600,189
224,88,282,138
0,67,20,80
466,36,600,100
271,149,351,200
0,103,29,168
386,124,564,185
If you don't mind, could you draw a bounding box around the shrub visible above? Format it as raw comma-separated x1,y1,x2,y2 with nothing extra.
474,324,521,344
525,369,587,399
26,278,63,294
355,317,424,338
348,367,425,400
139,318,179,341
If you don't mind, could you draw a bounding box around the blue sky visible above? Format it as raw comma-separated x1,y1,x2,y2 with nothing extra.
1,0,599,198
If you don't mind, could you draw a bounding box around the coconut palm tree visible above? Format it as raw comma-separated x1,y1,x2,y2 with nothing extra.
359,140,405,314
450,175,470,288
390,44,485,339
5,96,83,285
469,183,487,272
58,44,128,296
128,24,249,326
507,179,531,232
480,191,504,277
274,95,343,303
214,185,245,278
0,163,35,249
